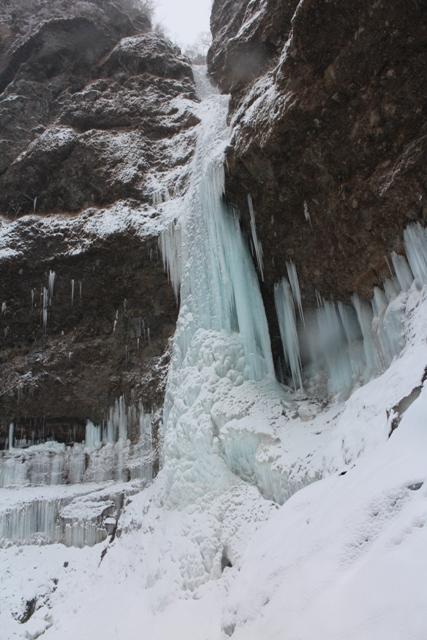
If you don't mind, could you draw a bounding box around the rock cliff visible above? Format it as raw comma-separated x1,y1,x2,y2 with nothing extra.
0,0,199,446
209,0,427,363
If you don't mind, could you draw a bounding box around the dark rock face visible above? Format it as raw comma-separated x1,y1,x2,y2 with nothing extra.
209,0,427,360
0,0,199,445
208,0,298,99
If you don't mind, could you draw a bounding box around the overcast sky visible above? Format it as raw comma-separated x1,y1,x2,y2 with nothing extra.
154,0,212,46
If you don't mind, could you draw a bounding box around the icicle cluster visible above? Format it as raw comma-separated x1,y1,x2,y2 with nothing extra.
275,222,427,397
0,490,123,548
0,398,154,488
159,221,182,300
160,157,274,382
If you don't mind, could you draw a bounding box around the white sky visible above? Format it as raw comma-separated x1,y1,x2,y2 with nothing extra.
154,0,212,46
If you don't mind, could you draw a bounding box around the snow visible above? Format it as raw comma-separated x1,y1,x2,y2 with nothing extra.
0,199,175,267
1,66,427,640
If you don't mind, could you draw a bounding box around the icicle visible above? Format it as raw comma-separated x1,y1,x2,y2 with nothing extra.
303,200,312,225
79,280,83,300
85,420,102,450
71,279,75,305
404,223,427,286
247,193,264,281
371,285,404,369
391,252,413,292
139,406,153,484
383,277,400,302
272,220,426,398
42,287,48,332
48,270,56,303
337,302,366,381
0,499,62,544
113,309,119,334
286,261,304,322
352,294,380,379
315,290,323,308
162,156,274,381
1,302,6,314
31,289,35,309
159,222,182,300
274,279,303,390
299,301,356,397
8,423,14,450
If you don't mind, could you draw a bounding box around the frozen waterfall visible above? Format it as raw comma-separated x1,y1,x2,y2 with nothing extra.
159,67,276,503
160,68,274,384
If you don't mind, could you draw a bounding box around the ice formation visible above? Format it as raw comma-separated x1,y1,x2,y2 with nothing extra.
247,193,264,281
0,398,154,490
48,270,56,302
404,222,427,284
274,278,303,390
0,485,131,548
156,67,282,511
287,260,304,322
274,226,427,397
160,70,274,386
42,286,49,332
8,422,14,450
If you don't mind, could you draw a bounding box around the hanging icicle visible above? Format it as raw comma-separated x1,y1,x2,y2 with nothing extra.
274,279,303,390
273,221,427,397
286,261,304,323
247,193,264,281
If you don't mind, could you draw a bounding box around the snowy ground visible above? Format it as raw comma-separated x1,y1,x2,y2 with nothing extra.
1,282,426,640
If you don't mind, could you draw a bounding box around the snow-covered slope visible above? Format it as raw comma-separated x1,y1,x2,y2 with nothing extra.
2,286,426,640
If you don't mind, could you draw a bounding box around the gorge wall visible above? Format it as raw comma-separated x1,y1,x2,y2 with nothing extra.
0,0,199,446
208,0,427,364
1,0,426,438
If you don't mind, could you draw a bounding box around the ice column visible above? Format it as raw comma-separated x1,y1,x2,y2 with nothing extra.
274,279,303,390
